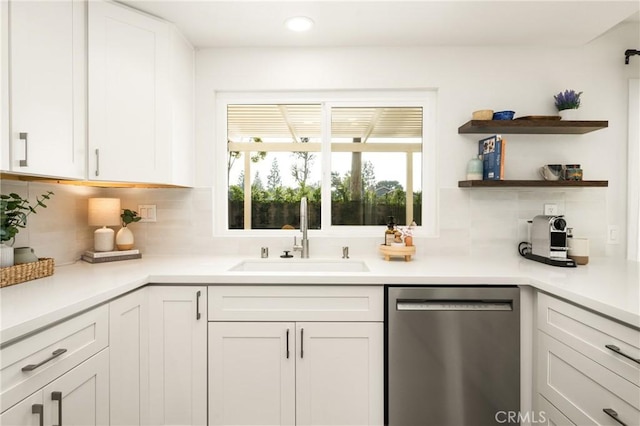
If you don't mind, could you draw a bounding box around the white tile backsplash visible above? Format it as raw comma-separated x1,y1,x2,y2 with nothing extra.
0,180,613,265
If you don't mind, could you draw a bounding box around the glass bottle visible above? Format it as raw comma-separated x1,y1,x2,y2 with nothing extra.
385,216,396,246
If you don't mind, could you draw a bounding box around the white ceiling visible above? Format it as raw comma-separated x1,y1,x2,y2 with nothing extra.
118,1,640,48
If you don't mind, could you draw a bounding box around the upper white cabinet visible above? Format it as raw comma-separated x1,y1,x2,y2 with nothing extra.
2,0,86,179
168,26,195,187
88,0,171,184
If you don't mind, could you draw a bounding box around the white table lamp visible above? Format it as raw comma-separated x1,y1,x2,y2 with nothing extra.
88,198,121,252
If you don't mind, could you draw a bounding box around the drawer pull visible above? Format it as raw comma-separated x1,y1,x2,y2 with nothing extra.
603,408,627,426
52,391,63,426
21,348,67,372
32,404,44,426
286,328,290,359
300,327,304,358
196,290,202,320
605,344,640,364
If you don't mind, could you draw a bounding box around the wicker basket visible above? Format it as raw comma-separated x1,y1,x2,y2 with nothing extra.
0,258,54,288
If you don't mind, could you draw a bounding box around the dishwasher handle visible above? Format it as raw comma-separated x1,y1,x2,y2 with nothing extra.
397,300,513,311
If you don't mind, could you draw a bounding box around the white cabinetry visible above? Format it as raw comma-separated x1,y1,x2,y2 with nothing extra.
168,27,195,187
149,286,207,426
88,0,171,184
0,306,109,425
535,292,640,425
109,288,149,426
208,286,384,426
2,0,85,179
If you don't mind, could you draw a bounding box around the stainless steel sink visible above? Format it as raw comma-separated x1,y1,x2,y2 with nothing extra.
228,259,369,273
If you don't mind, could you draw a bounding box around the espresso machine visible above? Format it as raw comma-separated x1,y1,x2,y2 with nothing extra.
521,215,576,267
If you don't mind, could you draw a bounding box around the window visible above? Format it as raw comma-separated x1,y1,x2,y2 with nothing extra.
216,91,437,236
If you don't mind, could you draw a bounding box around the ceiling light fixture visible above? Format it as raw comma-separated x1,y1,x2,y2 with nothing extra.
285,16,314,32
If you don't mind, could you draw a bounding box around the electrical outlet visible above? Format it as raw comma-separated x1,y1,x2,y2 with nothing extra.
607,225,620,244
543,203,558,216
138,204,157,222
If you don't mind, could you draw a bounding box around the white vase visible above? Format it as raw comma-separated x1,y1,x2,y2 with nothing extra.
559,109,578,120
116,227,135,250
0,243,14,267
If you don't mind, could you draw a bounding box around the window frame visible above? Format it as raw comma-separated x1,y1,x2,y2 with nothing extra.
214,90,438,238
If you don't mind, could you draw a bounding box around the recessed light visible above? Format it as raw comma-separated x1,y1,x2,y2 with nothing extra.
285,16,314,32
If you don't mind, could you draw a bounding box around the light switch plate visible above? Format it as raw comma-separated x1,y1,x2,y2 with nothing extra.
138,204,157,222
607,225,620,244
543,203,558,216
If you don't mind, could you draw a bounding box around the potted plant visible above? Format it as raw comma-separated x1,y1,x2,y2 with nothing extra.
554,89,583,120
0,191,54,267
116,209,141,250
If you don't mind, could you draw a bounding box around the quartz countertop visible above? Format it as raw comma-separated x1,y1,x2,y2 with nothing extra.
1,254,638,343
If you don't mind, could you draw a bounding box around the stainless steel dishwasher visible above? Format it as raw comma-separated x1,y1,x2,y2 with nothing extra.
386,286,520,426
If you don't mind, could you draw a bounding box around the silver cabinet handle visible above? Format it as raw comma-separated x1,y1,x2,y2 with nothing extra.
603,408,627,426
22,348,67,371
19,132,28,167
300,328,304,358
32,404,44,426
196,290,202,320
605,344,640,364
286,328,290,359
95,149,100,176
52,391,63,426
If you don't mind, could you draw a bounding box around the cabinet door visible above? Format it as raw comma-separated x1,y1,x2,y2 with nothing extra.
109,289,149,426
7,0,85,178
208,322,296,426
88,0,170,183
0,390,44,426
296,322,383,426
148,286,207,426
42,349,109,426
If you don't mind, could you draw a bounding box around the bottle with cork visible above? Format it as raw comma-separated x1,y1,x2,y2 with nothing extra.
384,216,396,246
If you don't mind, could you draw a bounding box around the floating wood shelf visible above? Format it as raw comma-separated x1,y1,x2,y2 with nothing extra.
458,119,608,134
458,180,608,188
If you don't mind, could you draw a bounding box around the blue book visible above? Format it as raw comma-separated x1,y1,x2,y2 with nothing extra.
478,135,505,180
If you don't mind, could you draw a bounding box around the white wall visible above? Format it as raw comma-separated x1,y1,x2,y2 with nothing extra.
193,21,639,258
2,22,637,265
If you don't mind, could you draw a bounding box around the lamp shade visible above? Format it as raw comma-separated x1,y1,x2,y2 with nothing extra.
88,198,121,227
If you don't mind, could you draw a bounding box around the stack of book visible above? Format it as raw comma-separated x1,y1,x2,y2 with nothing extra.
82,249,142,263
478,134,506,180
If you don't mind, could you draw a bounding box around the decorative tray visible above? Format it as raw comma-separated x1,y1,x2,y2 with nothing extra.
379,245,416,262
514,115,561,120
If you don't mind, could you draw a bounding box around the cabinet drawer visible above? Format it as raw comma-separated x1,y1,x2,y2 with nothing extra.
537,292,639,387
537,331,640,425
535,393,575,426
208,286,383,322
0,305,108,412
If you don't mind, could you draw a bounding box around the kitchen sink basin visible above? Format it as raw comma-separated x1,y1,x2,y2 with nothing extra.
228,259,370,273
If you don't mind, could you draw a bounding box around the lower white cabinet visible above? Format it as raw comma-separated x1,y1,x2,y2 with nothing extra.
535,292,640,425
0,348,109,426
208,286,384,426
149,286,207,426
109,288,149,426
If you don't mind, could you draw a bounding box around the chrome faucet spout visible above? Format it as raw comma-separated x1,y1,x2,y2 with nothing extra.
293,196,310,258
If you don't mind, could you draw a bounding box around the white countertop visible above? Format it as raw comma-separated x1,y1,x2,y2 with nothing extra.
1,254,638,343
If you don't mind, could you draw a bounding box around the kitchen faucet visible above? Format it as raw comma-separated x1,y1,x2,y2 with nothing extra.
293,196,310,258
